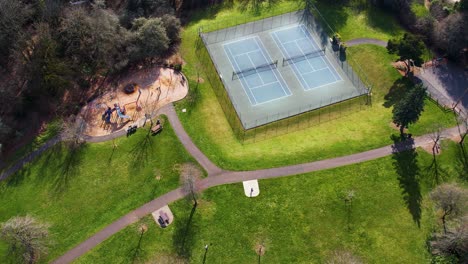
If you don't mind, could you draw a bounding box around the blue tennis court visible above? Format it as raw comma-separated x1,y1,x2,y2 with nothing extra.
224,37,291,105
271,25,342,91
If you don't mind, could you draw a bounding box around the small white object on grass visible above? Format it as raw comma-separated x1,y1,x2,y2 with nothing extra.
243,180,260,197
182,108,187,113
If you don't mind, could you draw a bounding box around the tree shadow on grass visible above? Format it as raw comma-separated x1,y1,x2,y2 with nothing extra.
301,2,348,49
128,131,154,174
391,135,422,227
50,143,87,195
365,7,402,37
455,144,468,182
424,153,448,187
181,1,233,25
172,202,198,259
313,2,348,36
128,228,146,263
384,77,412,108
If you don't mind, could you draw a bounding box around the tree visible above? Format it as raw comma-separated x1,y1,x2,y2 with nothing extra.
0,0,31,69
433,12,468,61
0,117,12,153
387,33,425,77
59,8,130,76
392,83,426,135
0,215,50,264
130,17,170,62
430,183,467,234
455,0,468,11
431,215,468,263
238,0,279,13
121,0,175,28
61,115,87,150
429,124,444,156
25,23,72,98
161,14,181,44
180,163,202,206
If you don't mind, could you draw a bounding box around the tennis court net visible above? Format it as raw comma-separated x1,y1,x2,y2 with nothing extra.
282,48,325,66
232,60,278,80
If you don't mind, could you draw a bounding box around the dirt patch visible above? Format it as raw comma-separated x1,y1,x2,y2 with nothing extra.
154,168,162,181
138,224,148,234
191,76,204,83
255,244,266,256
391,61,422,76
175,162,203,183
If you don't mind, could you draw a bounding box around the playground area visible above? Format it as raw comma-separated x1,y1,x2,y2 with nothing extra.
80,67,188,137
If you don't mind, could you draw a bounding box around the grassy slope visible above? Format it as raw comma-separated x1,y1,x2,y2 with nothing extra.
1,119,62,172
0,117,201,262
76,141,468,263
314,2,404,41
178,24,456,170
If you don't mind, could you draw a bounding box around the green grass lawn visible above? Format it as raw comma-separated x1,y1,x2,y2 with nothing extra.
411,2,431,19
76,141,468,263
0,117,202,262
314,1,403,41
177,33,456,170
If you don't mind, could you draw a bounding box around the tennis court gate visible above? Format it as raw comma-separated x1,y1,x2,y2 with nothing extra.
197,9,372,144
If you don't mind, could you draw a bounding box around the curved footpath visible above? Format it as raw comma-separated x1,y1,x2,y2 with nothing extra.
52,104,462,264
0,38,459,263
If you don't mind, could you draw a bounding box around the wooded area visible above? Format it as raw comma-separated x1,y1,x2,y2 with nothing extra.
0,0,466,156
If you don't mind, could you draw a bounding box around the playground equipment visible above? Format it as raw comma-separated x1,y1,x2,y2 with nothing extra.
115,104,130,119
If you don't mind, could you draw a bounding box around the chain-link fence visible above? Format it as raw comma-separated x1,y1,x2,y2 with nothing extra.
196,7,373,143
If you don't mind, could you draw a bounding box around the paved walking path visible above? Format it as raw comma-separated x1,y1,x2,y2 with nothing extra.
346,37,467,117
0,136,61,181
345,38,387,47
52,103,462,264
1,37,463,263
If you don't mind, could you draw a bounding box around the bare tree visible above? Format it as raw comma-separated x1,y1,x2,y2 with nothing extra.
61,115,87,149
180,163,202,206
0,215,50,264
430,215,468,263
326,250,363,264
429,124,444,156
430,183,467,234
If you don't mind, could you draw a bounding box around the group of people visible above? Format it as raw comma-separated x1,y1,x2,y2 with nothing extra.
102,103,129,124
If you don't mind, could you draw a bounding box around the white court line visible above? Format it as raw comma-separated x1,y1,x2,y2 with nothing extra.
223,36,290,105
224,40,258,105
272,25,343,91
272,31,310,90
246,52,266,85
252,37,291,97
250,80,279,90
233,49,262,58
301,69,342,90
281,37,309,46
299,25,342,82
